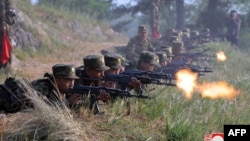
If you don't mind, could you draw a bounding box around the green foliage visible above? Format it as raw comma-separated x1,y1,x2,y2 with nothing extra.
197,9,226,34
38,0,112,19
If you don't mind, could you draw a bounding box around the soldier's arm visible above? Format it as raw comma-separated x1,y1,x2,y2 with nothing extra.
126,39,139,61
148,41,155,52
236,19,241,37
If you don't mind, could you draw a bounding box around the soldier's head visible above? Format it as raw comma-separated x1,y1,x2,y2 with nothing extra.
138,25,148,40
52,64,79,91
161,46,174,64
156,51,168,67
138,51,160,71
169,36,181,44
104,54,123,75
190,31,199,39
83,54,109,79
172,41,184,55
230,10,238,19
112,53,129,73
182,28,190,33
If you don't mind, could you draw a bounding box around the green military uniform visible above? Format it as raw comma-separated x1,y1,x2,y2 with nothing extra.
126,25,155,65
75,55,110,114
32,64,79,105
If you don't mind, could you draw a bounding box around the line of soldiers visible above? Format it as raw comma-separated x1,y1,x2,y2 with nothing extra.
0,24,215,116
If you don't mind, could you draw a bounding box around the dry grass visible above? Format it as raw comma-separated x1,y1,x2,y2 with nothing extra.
0,80,96,141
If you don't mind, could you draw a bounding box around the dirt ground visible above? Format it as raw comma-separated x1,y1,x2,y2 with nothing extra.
10,41,126,80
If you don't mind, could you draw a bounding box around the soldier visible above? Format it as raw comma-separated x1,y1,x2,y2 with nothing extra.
125,25,155,68
226,10,241,48
32,64,83,107
104,54,123,75
171,41,185,63
150,0,161,39
113,53,129,73
103,53,123,88
137,51,160,71
75,54,111,114
160,45,174,65
156,51,168,67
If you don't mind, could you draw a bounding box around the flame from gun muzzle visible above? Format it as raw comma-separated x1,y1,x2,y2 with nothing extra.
175,69,198,99
197,81,239,99
176,69,239,100
216,51,227,62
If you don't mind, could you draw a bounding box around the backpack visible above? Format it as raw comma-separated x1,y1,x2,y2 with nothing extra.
0,77,32,113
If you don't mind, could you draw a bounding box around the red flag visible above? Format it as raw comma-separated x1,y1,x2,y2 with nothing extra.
152,27,160,39
1,33,12,65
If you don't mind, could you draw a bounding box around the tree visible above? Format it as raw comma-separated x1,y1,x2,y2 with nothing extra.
175,0,184,29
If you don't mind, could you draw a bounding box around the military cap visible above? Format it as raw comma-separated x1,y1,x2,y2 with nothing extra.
139,51,160,67
169,36,181,43
156,51,168,62
172,41,184,52
182,28,190,33
182,32,190,38
104,54,123,69
159,45,170,50
190,31,199,37
166,28,175,34
138,25,148,33
171,31,181,37
113,53,129,66
84,54,109,71
52,64,79,79
162,47,174,57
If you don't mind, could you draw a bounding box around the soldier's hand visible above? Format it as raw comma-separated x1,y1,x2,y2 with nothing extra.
67,94,83,106
128,77,141,88
97,89,110,101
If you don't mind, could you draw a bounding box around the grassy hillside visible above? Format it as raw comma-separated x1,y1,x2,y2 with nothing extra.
0,1,250,141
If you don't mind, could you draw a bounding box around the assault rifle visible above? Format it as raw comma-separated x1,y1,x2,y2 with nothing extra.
121,70,176,86
66,85,151,99
173,48,211,59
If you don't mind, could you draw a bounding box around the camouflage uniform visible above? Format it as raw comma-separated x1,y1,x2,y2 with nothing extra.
75,55,109,114
32,64,79,106
126,25,154,66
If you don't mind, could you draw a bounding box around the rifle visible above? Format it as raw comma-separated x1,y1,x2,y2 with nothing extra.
174,48,211,59
66,85,151,99
121,70,176,86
